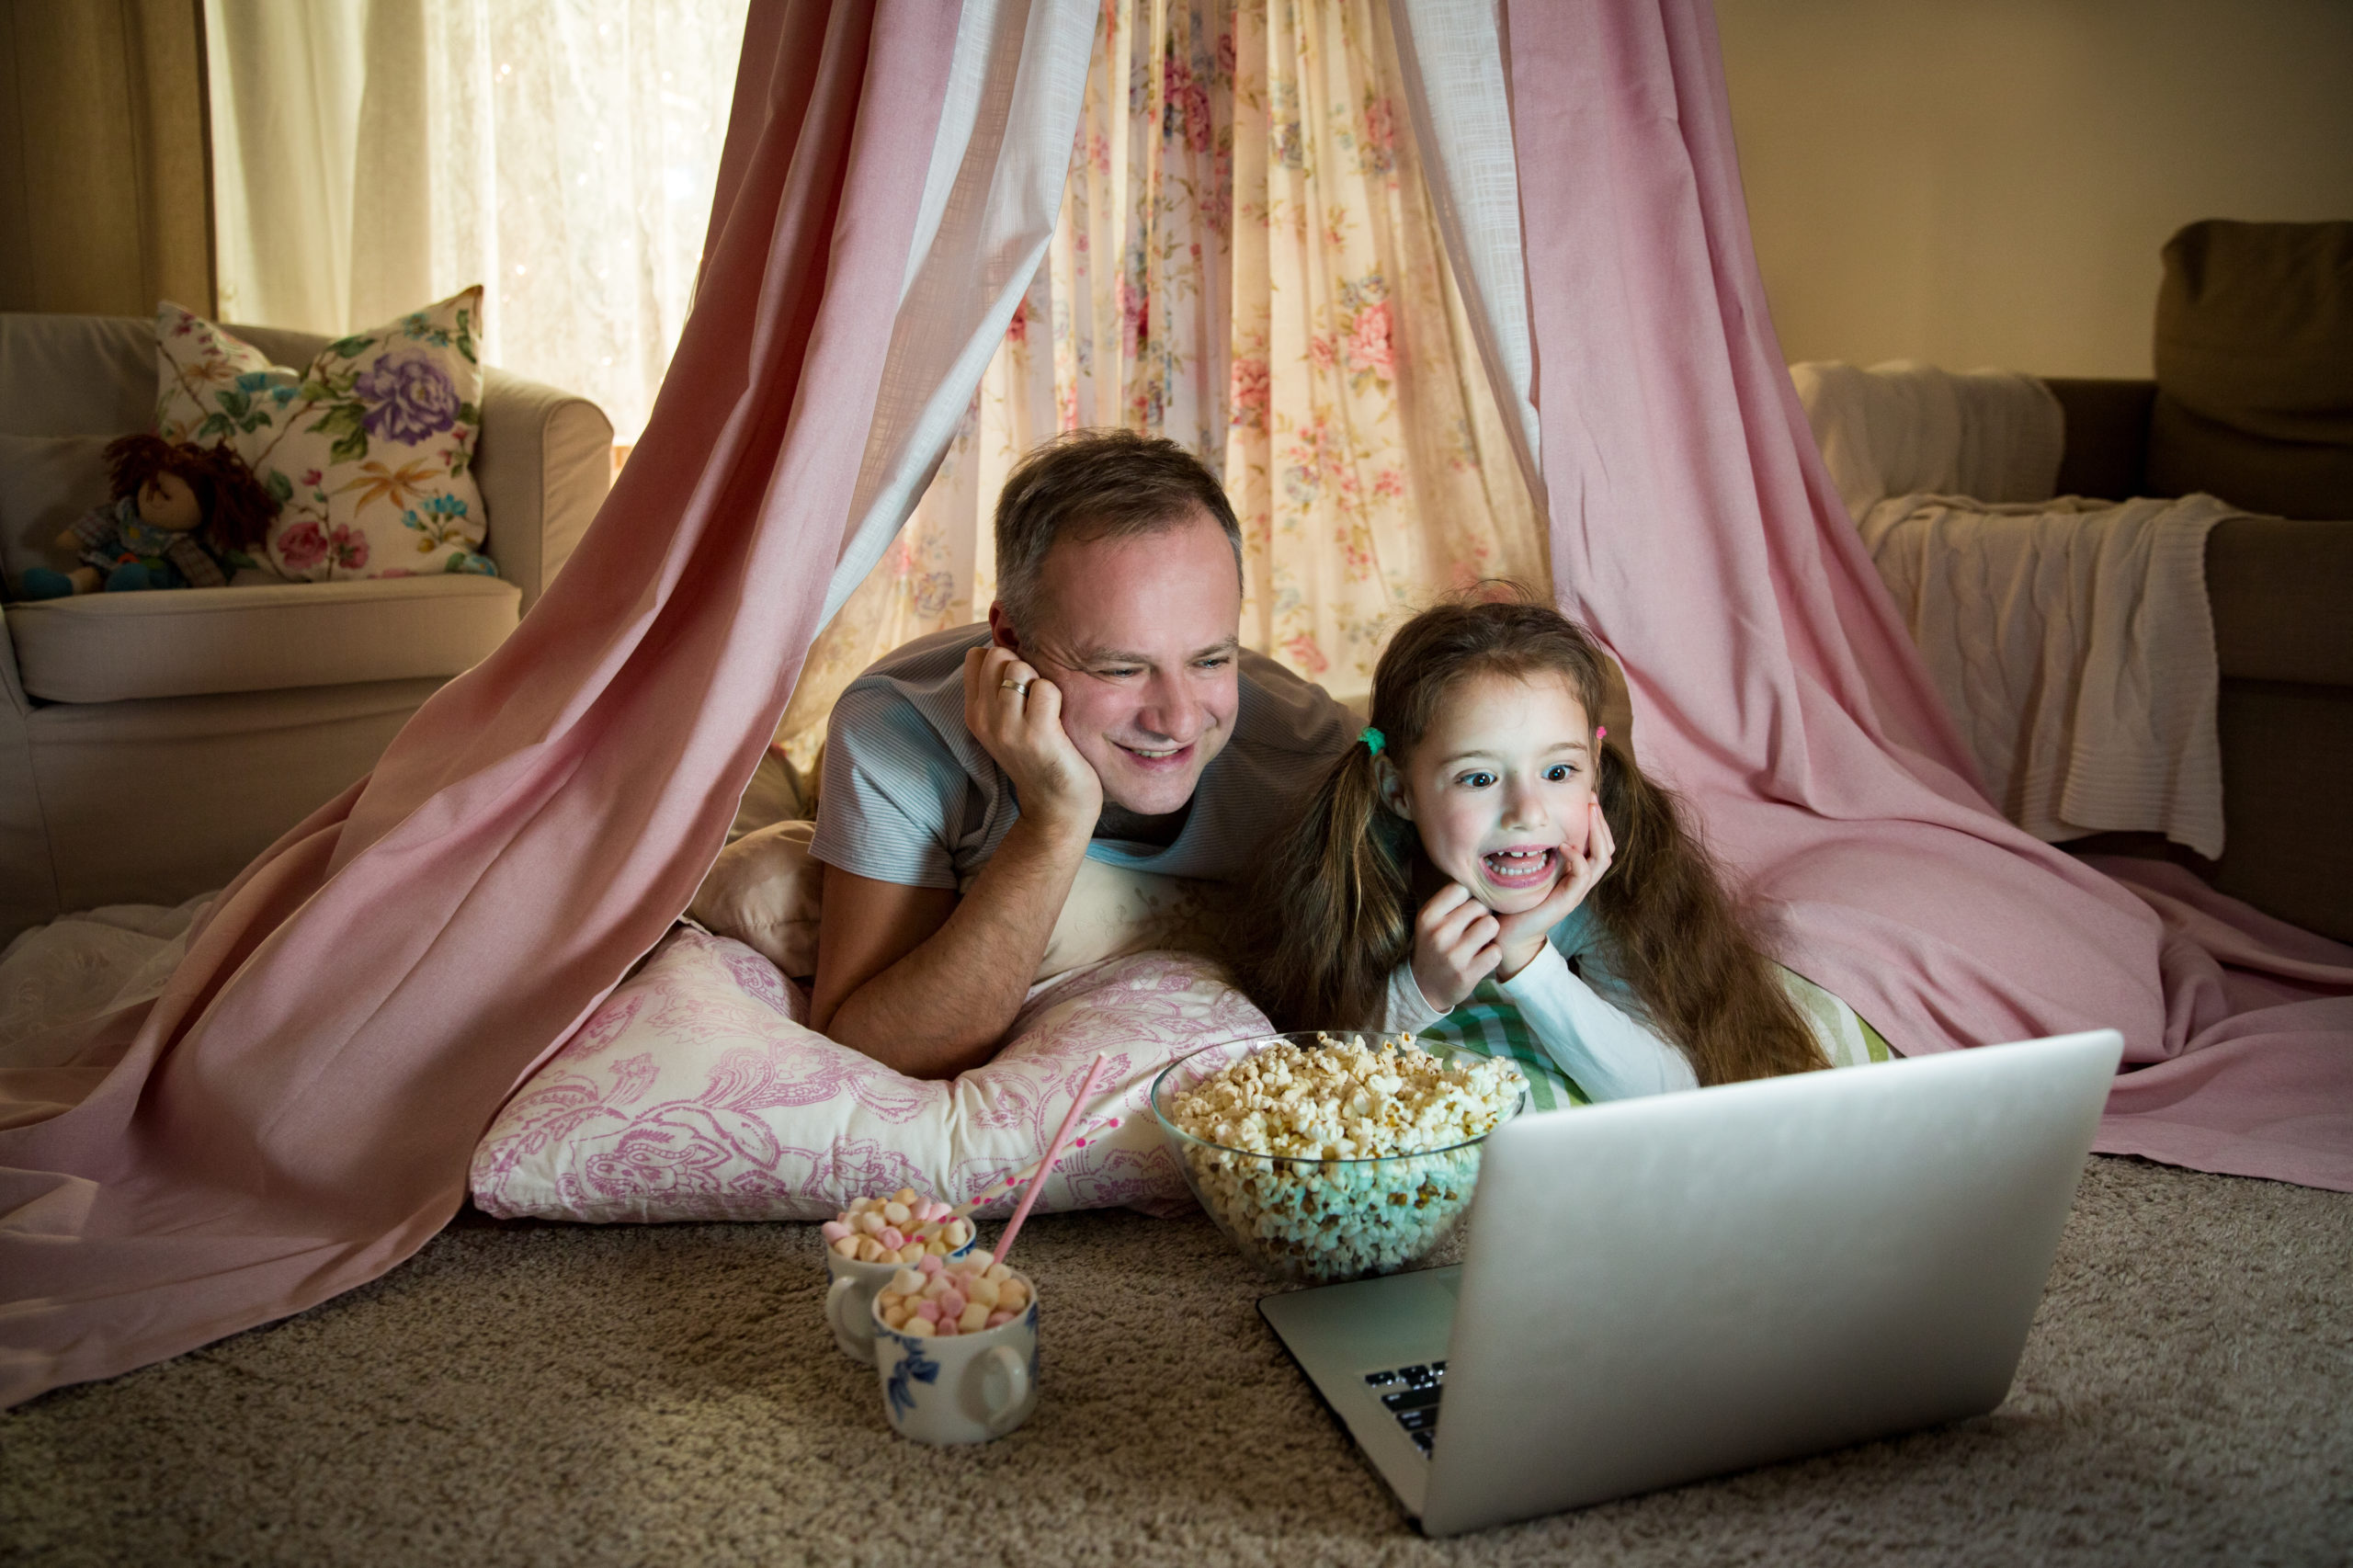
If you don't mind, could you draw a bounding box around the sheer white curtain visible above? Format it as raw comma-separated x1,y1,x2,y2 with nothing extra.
207,0,746,445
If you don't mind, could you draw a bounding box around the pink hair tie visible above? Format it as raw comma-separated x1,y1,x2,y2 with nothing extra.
1595,725,1608,740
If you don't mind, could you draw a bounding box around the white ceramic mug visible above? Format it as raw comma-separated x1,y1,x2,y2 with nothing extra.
824,1235,977,1364
870,1273,1040,1445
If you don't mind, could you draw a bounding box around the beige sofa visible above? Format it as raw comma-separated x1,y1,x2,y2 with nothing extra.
0,314,613,941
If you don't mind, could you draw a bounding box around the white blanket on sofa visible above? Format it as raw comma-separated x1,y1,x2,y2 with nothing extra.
1794,359,2235,859
1860,491,2235,860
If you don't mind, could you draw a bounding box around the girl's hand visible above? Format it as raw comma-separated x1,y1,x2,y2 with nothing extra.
1409,882,1503,1014
1492,801,1615,982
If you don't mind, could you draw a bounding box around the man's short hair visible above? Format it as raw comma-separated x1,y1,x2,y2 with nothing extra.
992,428,1245,632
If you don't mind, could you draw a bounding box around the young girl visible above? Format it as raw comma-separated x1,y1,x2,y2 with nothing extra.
1239,595,1827,1097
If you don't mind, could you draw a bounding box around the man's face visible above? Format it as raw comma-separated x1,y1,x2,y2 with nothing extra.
999,509,1244,818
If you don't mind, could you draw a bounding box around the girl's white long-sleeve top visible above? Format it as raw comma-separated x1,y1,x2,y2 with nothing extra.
1381,944,1698,1101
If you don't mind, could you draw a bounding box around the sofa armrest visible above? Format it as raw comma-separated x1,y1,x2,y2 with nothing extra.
2207,516,2353,687
475,368,614,615
2042,378,2155,502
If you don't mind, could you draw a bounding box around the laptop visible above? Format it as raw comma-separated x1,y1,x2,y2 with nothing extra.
1256,1028,2124,1537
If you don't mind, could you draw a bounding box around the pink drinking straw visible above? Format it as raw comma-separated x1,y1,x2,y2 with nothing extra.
991,1051,1112,1268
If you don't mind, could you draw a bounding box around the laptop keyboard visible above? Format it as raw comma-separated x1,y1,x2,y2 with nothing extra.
1362,1361,1447,1455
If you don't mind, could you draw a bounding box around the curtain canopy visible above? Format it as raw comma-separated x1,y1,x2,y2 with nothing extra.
1449,0,2351,1186
0,0,1097,1407
3,0,2344,1411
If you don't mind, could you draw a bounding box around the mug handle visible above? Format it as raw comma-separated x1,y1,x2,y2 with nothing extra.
978,1345,1030,1437
825,1276,873,1364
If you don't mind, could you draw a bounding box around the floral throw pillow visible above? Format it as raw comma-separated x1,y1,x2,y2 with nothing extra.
154,289,495,582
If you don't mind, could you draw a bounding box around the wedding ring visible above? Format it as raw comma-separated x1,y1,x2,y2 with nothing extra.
999,677,1032,696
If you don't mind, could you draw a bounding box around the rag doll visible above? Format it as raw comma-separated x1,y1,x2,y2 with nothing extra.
21,435,278,597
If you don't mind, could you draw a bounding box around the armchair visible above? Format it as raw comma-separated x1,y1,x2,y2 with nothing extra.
0,313,613,941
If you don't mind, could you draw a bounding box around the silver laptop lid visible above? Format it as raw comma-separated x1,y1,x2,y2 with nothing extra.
1420,1029,2122,1537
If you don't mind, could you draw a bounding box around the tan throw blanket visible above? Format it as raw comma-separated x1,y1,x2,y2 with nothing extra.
1860,492,2237,859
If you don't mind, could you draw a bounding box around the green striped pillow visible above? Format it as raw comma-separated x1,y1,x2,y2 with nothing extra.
1416,966,1890,1108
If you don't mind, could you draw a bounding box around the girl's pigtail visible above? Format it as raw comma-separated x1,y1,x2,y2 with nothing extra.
1236,741,1414,1028
1592,740,1826,1085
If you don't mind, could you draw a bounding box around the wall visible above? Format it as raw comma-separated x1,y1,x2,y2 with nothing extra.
0,0,213,317
1715,0,2353,378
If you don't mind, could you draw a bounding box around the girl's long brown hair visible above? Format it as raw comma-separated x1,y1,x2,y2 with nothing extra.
1237,595,1825,1087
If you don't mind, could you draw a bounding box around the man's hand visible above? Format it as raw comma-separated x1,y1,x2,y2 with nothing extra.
815,649,1107,1076
963,644,1102,839
1409,882,1503,1014
1492,801,1614,982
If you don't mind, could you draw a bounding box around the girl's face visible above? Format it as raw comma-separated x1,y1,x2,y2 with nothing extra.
1379,672,1597,915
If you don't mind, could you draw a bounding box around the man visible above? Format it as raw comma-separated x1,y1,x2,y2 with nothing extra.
808,429,1354,1076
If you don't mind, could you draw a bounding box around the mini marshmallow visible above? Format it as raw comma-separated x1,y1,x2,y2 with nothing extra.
834,1190,973,1263
879,1255,1034,1346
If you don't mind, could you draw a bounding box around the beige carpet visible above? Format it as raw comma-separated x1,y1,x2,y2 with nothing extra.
4,1155,2347,1566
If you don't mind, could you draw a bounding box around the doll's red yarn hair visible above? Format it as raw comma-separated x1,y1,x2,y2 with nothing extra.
102,435,279,553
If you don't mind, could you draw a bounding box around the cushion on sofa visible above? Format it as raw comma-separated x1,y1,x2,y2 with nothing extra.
0,433,115,587
8,574,519,702
155,290,494,582
2148,220,2353,519
0,314,156,437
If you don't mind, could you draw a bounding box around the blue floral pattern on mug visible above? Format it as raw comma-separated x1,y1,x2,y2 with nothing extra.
885,1336,939,1417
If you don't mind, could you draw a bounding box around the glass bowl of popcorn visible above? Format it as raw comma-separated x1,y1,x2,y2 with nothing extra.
1149,1030,1528,1285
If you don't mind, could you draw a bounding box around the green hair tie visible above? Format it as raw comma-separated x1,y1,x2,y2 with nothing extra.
1360,726,1385,756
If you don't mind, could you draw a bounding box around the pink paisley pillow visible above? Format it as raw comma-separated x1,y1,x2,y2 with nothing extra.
470,926,1267,1224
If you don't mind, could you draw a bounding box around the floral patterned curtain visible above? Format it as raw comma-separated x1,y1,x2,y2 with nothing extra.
777,0,1540,758
1222,0,1542,690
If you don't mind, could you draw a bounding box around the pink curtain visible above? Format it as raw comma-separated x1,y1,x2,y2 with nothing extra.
0,1,964,1408
1503,0,2352,1190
